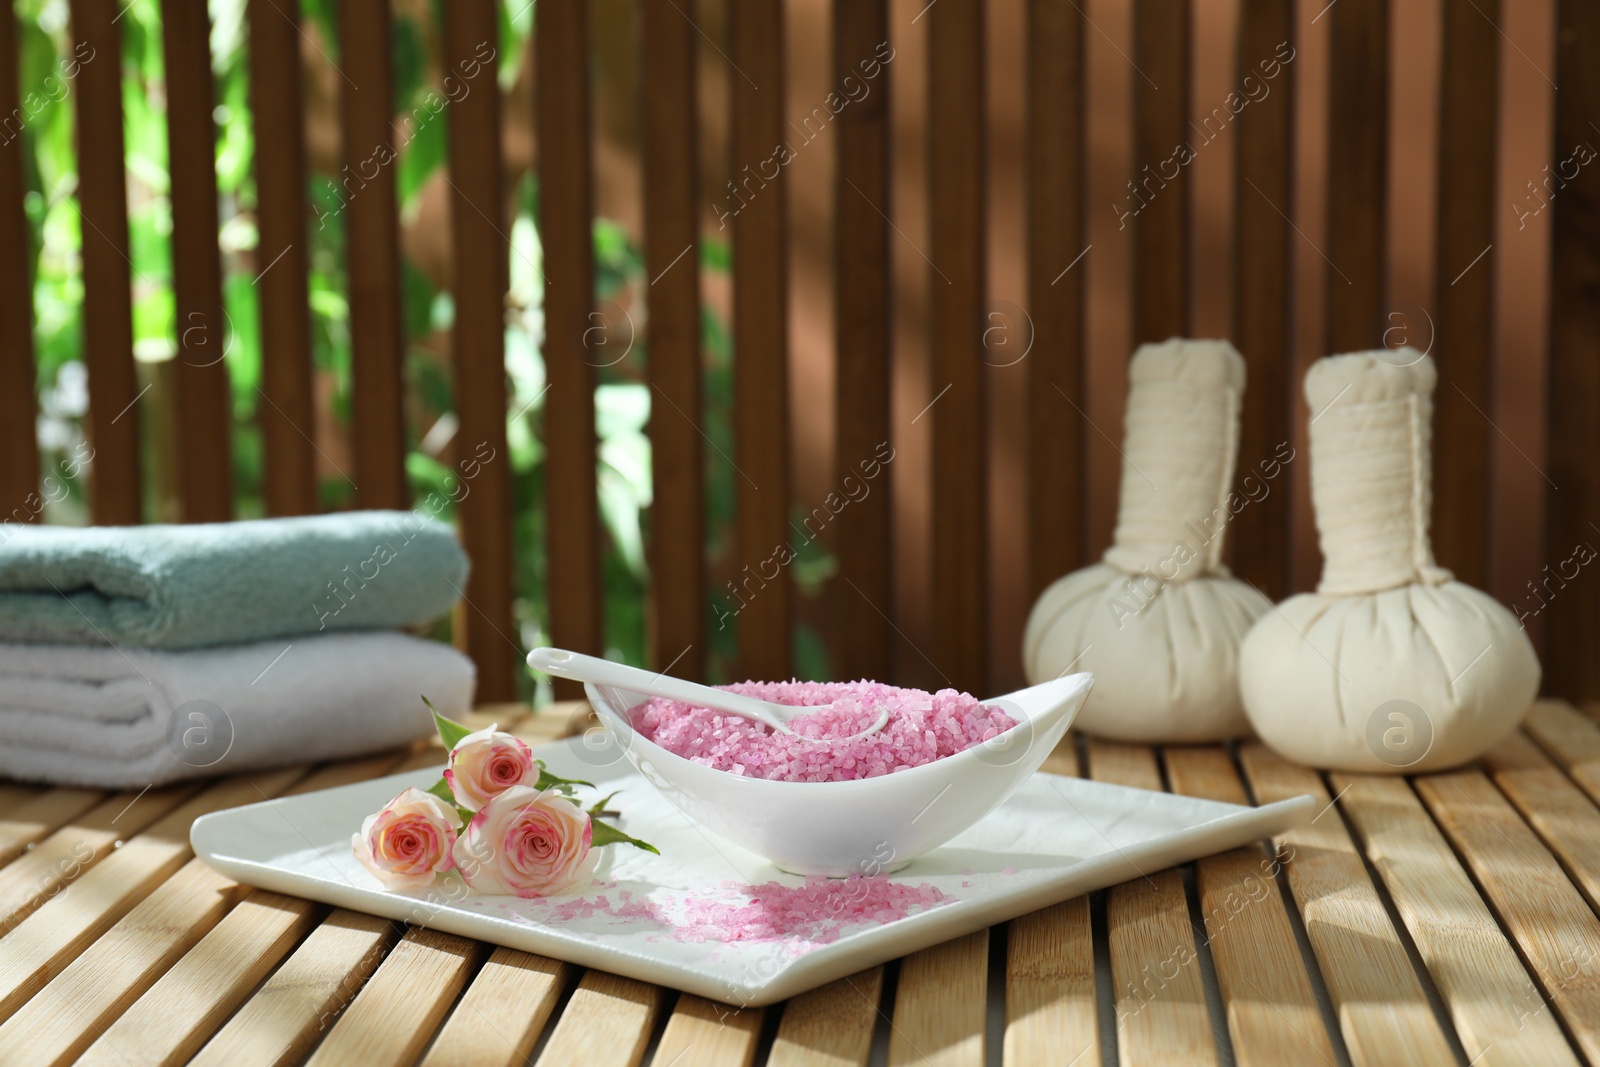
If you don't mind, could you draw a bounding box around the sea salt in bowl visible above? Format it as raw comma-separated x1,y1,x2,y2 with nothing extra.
634,681,1026,782
578,672,1093,876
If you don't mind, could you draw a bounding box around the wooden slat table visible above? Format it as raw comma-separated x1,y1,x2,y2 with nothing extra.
6,698,1600,1065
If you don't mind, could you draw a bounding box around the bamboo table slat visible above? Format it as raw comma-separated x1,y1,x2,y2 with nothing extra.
1089,741,1217,1067
1482,731,1600,916
0,788,101,866
306,926,485,1067
3,701,1600,1065
191,909,397,1067
1332,769,1576,1066
418,948,570,1067
0,783,191,935
887,929,988,1066
79,891,320,1067
534,970,662,1067
768,967,884,1067
654,994,765,1067
1238,742,1459,1065
1416,767,1600,1062
1165,746,1337,1067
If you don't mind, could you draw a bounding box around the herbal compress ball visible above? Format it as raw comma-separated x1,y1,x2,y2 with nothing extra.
1023,338,1274,742
1239,350,1539,773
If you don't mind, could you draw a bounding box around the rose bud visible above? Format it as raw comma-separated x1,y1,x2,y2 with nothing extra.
352,787,459,889
452,784,597,898
445,724,539,810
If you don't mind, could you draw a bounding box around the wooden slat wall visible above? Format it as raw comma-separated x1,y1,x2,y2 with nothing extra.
832,0,892,683
0,0,33,525
339,0,408,511
538,0,603,700
1131,0,1192,344
1228,0,1294,600
162,0,233,522
928,0,987,696
641,0,704,681
1545,0,1600,700
1026,0,1086,597
730,0,791,681
247,0,316,518
1429,0,1499,588
446,0,515,702
69,0,139,525
0,0,1591,704
1324,0,1389,353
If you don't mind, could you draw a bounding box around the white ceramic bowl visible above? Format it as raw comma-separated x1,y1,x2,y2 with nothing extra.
576,673,1094,876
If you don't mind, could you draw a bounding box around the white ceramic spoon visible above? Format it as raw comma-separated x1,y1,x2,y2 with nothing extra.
527,647,891,739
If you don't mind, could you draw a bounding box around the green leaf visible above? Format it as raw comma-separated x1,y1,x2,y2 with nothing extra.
701,235,731,272
425,696,473,751
590,817,659,855
587,790,621,816
398,104,447,211
533,759,594,794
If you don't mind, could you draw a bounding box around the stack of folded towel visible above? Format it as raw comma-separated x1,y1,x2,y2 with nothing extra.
0,511,477,788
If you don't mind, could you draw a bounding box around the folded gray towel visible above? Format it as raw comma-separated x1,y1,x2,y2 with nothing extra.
0,632,475,787
0,511,469,649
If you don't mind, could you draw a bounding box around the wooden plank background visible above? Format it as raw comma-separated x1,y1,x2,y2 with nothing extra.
831,0,893,684
1025,0,1085,603
928,0,988,697
1429,0,1499,589
1131,0,1192,344
446,0,516,702
339,0,408,512
68,0,139,525
248,0,317,518
1323,0,1389,355
1228,0,1294,601
0,0,1583,702
641,0,705,681
730,0,792,682
1544,0,1600,700
0,0,36,526
538,0,603,700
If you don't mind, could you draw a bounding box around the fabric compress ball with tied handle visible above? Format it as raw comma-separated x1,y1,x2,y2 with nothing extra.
1238,350,1539,773
1023,338,1274,742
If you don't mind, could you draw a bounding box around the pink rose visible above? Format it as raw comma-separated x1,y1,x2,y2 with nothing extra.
452,784,597,897
352,787,458,889
445,724,539,810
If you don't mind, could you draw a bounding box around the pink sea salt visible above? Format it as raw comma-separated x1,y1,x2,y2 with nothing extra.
671,876,948,944
634,680,1018,782
483,876,952,945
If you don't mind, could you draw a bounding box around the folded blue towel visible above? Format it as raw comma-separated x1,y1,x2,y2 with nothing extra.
0,511,470,649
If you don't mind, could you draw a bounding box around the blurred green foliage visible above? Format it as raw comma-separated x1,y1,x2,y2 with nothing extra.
17,0,830,694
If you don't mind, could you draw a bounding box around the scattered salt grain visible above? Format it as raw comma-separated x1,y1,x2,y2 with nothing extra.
670,876,948,944
634,680,1018,782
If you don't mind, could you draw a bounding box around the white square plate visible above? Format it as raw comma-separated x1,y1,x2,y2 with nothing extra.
191,736,1314,1006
